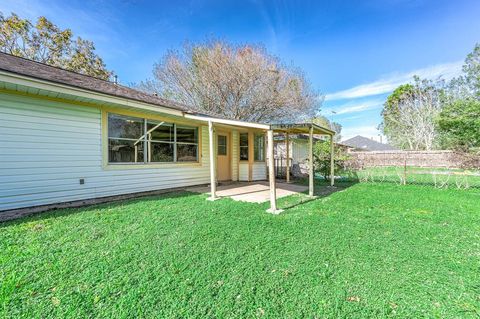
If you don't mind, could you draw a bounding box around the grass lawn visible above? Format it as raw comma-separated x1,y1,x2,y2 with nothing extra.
1,183,480,318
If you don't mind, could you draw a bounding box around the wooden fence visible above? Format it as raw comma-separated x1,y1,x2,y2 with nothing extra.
347,150,480,169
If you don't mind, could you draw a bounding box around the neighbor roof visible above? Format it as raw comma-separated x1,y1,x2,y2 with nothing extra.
0,52,189,112
342,135,397,151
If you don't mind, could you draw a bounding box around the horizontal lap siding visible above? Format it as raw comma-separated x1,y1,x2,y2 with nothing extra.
239,163,249,181
0,92,210,211
252,163,267,181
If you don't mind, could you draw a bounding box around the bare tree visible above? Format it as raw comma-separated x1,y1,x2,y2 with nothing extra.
382,78,443,150
137,40,320,123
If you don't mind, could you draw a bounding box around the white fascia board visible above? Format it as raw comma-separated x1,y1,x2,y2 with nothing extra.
0,71,184,117
184,114,271,130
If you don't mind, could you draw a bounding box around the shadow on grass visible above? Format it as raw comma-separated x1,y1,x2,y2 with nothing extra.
277,179,358,211
0,191,199,228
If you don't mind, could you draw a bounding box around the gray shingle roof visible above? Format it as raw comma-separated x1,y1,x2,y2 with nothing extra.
342,135,398,151
0,52,189,112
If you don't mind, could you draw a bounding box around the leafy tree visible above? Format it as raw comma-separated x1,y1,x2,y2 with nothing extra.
311,115,342,142
438,99,480,151
0,12,111,80
137,40,320,123
312,139,350,181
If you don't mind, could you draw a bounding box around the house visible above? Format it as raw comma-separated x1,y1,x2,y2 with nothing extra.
342,135,397,152
0,52,335,215
273,134,350,177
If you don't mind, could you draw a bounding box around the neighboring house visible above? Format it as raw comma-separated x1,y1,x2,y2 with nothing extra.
0,53,334,214
342,135,398,152
273,134,350,176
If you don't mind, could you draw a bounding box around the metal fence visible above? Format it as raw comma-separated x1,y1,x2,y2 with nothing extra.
274,151,480,189
336,151,480,189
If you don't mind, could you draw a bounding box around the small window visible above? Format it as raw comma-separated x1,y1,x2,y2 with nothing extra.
218,135,227,156
254,134,265,161
239,133,249,161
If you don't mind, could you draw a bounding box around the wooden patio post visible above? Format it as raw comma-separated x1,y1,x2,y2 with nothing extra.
286,132,290,183
309,126,314,197
267,129,282,214
207,121,218,201
330,134,335,187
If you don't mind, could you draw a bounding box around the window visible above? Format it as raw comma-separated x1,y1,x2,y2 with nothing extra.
176,126,198,162
239,133,249,161
108,114,145,163
217,135,227,156
107,113,198,164
254,134,265,161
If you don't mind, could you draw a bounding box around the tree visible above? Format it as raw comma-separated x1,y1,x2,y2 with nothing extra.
311,115,342,142
437,99,480,151
0,12,111,80
137,40,320,123
448,44,480,100
312,139,349,181
380,77,443,150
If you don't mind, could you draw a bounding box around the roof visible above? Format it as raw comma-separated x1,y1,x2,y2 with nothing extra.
0,52,334,135
342,135,398,151
0,52,189,112
270,123,335,135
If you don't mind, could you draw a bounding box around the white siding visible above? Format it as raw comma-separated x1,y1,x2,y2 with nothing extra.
239,163,249,181
292,140,308,164
251,162,267,181
231,130,239,181
0,92,211,211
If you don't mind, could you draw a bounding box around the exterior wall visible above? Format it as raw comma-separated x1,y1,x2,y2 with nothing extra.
239,163,249,181
274,140,308,164
251,163,267,180
0,92,211,211
292,140,309,164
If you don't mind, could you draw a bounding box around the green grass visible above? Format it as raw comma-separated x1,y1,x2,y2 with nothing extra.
1,183,480,318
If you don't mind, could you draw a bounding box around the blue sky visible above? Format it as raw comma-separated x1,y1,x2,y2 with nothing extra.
2,0,480,141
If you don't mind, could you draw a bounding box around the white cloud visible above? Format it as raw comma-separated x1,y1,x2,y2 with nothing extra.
325,98,384,115
326,61,463,101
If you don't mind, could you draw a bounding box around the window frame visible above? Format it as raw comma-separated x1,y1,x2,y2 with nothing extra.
253,133,265,162
105,111,200,168
239,132,249,161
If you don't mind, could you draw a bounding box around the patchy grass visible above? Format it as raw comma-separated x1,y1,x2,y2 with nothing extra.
1,183,480,318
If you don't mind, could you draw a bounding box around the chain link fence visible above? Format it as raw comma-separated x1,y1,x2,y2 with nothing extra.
335,151,480,189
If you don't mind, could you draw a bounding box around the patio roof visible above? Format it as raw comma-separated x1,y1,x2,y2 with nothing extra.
184,113,334,135
270,123,335,135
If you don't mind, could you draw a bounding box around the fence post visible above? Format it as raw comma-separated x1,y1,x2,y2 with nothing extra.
403,157,407,185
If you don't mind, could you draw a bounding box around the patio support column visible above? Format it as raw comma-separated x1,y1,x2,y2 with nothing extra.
267,129,282,214
286,132,290,183
330,134,335,187
308,126,314,197
207,121,218,201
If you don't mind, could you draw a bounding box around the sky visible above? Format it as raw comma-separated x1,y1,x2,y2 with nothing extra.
2,0,480,141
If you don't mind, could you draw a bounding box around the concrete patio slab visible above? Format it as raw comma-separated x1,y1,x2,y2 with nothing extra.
188,181,308,203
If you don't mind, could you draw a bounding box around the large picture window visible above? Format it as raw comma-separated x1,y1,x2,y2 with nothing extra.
107,113,198,164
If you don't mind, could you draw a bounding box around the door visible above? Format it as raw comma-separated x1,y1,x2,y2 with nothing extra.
217,132,231,181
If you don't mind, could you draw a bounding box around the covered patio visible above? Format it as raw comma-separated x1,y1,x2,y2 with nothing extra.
185,114,336,214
